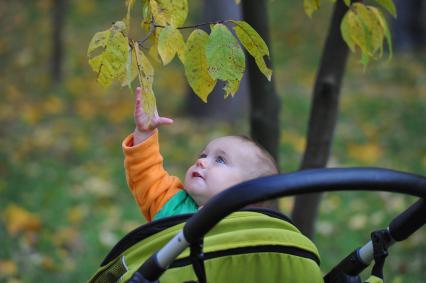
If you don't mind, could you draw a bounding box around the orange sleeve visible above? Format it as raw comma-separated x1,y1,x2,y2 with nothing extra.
122,130,182,221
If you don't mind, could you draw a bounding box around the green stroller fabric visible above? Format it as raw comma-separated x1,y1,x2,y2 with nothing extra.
89,210,324,283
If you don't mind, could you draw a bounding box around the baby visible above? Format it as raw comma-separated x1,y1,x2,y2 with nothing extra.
123,87,278,221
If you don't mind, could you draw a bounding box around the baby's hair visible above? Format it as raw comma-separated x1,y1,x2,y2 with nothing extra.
233,135,279,179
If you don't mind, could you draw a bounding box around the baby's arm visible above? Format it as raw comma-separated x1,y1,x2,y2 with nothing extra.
133,86,173,145
123,87,181,221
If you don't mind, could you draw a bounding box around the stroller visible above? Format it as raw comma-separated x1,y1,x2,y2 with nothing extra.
89,167,426,282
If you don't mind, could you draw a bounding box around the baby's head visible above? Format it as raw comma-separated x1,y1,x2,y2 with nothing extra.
184,135,278,206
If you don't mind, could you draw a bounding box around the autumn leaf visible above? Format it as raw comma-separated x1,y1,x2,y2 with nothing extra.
205,23,245,97
304,0,320,18
370,6,393,61
0,260,17,277
87,21,129,87
170,0,188,27
340,3,392,66
231,20,272,81
184,29,216,102
133,42,156,120
158,26,185,65
4,204,41,235
148,28,162,63
347,143,382,164
150,0,172,26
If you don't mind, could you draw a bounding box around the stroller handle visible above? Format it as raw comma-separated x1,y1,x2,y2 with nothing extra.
184,167,426,243
132,167,426,282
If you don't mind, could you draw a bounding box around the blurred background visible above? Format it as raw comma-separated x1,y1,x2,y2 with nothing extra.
1,0,425,282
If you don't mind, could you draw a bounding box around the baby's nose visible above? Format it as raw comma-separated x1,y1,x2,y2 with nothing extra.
196,158,207,168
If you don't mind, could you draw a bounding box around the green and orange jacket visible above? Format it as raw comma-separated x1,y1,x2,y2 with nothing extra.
122,130,198,222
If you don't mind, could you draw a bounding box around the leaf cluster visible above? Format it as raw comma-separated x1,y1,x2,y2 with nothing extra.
87,0,272,119
304,0,397,66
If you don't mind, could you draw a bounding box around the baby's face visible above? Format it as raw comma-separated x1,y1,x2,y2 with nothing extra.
184,136,257,206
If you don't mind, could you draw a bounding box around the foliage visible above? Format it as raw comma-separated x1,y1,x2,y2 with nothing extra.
304,0,396,66
87,0,272,120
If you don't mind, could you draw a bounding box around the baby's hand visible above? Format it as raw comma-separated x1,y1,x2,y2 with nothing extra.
133,87,173,145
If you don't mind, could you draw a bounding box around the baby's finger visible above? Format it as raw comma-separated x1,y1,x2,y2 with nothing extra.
157,117,174,126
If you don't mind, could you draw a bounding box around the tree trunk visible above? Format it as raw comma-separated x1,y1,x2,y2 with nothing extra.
242,0,280,211
185,0,249,120
391,0,426,51
291,0,350,238
51,0,65,83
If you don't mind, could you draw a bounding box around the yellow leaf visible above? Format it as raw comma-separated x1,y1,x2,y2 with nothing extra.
354,4,384,58
184,29,216,102
0,260,17,276
148,28,162,63
150,0,172,26
232,20,272,81
67,206,87,225
4,204,41,235
87,21,129,87
347,143,382,164
370,7,393,61
134,42,156,120
304,0,320,18
170,0,188,27
340,3,392,66
158,26,185,65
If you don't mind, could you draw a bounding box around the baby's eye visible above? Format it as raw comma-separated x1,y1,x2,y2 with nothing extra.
199,153,207,159
215,156,226,164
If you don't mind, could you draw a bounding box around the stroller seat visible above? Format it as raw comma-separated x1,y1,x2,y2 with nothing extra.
90,209,323,283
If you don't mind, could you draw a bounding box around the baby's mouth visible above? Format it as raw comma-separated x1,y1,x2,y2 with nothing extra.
192,171,204,179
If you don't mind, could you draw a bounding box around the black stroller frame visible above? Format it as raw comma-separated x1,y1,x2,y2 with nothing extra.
125,167,426,283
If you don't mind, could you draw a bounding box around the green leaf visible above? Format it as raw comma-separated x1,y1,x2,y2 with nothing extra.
183,29,216,102
87,21,129,87
231,20,272,81
158,26,185,65
170,0,188,27
304,0,320,18
205,23,245,97
343,0,351,7
373,0,397,17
